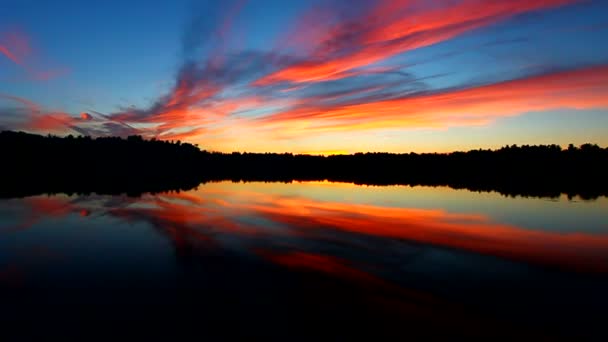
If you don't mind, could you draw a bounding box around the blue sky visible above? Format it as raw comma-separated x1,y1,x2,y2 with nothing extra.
1,0,607,153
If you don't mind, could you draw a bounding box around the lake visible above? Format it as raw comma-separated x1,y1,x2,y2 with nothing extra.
1,181,606,339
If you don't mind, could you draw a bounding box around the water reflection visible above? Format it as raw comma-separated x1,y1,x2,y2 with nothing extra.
1,182,607,339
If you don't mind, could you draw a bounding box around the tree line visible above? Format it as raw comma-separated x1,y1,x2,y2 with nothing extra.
1,130,607,199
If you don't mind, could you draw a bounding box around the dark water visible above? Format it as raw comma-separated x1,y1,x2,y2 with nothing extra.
1,182,606,340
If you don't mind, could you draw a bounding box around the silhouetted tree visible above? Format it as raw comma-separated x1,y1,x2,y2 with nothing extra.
1,130,607,199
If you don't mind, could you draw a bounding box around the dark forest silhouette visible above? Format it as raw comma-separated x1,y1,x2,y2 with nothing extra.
1,130,607,199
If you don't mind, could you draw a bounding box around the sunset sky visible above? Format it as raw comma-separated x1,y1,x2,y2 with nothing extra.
1,0,607,154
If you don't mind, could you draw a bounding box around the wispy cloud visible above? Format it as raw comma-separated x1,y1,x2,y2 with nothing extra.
2,0,607,150
252,65,608,135
0,31,29,65
0,94,89,135
98,0,595,145
255,0,575,86
0,29,69,82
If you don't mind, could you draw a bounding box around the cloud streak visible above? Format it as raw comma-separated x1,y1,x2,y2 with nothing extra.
253,64,608,135
0,94,91,135
97,0,600,147
255,0,575,86
102,1,263,140
2,0,607,151
0,29,68,82
0,31,29,65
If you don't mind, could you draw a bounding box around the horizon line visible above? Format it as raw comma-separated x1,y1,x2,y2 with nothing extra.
2,129,606,156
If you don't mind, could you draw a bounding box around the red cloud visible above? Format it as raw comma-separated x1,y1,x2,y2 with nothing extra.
0,94,81,133
27,112,77,131
256,65,608,134
32,68,70,81
0,45,23,65
0,31,29,65
0,30,68,82
0,93,41,112
255,0,575,86
2,1,598,147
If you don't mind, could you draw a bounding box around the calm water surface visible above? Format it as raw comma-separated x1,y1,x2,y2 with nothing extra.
1,182,607,339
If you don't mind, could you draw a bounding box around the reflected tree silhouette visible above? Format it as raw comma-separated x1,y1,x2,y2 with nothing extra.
1,130,607,199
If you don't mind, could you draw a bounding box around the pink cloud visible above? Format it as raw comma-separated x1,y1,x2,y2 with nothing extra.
253,65,608,135
255,0,575,86
0,30,69,82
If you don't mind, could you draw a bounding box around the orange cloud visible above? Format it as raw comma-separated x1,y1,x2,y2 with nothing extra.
257,65,608,134
2,2,599,150
256,0,575,85
27,112,77,131
0,94,84,133
76,0,585,149
156,126,208,142
109,76,224,139
113,92,268,141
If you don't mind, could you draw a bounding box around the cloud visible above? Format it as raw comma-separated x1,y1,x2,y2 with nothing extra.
253,64,608,135
0,94,88,135
32,68,70,81
103,1,283,141
254,0,575,86
0,29,69,82
98,0,587,147
0,31,29,65
3,0,604,151
0,45,23,65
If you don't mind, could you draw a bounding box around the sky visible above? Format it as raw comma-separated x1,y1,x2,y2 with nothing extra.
1,0,607,154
